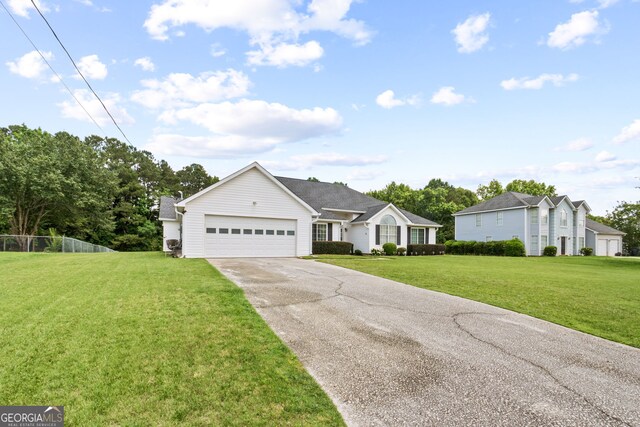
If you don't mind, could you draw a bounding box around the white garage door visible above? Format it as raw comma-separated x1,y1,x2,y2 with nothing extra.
597,239,607,256
204,215,297,258
609,239,619,256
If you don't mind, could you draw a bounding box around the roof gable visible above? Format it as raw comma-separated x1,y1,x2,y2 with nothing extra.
176,162,318,215
159,195,179,220
454,192,530,215
586,218,625,235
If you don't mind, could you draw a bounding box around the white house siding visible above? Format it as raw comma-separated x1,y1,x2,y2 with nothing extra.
368,207,407,250
181,168,312,258
349,223,370,253
162,220,180,251
455,208,526,245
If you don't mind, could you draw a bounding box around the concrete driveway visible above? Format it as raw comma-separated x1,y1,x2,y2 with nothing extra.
209,258,640,426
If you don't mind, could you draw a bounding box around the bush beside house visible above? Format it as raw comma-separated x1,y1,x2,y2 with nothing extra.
543,246,558,256
407,244,446,256
312,241,353,255
445,239,525,257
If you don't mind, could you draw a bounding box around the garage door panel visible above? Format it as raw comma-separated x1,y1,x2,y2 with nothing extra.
204,215,296,257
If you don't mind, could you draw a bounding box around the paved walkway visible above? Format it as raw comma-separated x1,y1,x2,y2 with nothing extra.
209,258,640,426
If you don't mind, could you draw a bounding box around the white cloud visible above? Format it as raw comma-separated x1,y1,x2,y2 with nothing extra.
131,69,251,109
7,50,53,79
547,10,606,50
595,150,616,162
76,55,108,80
143,0,372,67
210,43,226,58
58,89,134,126
430,86,470,106
501,73,579,90
247,41,323,67
452,12,491,53
554,138,594,152
134,57,155,72
612,119,640,144
263,152,387,170
347,168,384,181
7,0,48,17
375,90,419,109
597,0,619,8
148,99,343,158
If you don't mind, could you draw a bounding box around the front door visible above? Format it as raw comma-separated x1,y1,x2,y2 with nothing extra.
560,236,566,255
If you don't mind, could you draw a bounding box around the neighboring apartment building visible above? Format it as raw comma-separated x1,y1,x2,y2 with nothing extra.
453,192,623,256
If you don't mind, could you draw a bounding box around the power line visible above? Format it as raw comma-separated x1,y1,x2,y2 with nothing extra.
29,0,133,145
0,0,106,136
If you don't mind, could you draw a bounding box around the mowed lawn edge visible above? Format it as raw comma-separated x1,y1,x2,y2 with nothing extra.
0,252,344,426
316,255,640,348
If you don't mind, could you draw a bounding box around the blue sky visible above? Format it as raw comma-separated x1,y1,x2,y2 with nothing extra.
1,0,639,214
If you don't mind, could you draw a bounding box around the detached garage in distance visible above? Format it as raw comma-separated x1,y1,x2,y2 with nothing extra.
160,162,441,258
586,218,625,256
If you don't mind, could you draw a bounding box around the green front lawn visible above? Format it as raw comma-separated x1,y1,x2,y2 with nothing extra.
316,255,640,348
0,253,343,426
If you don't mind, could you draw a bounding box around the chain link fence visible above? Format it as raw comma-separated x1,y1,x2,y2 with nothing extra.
0,235,115,253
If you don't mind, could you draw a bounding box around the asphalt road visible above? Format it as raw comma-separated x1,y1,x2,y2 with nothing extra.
209,257,640,426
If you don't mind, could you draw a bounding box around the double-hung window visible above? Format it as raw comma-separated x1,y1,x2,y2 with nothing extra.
496,211,503,226
475,214,482,227
410,228,426,244
312,223,327,241
380,215,397,244
560,210,568,227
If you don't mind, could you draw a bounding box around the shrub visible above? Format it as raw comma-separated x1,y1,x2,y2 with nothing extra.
579,247,593,256
444,240,455,253
473,241,486,255
382,242,397,256
312,241,353,255
543,246,557,257
504,238,526,257
396,247,406,256
354,249,363,256
615,252,622,257
407,244,446,256
370,248,383,256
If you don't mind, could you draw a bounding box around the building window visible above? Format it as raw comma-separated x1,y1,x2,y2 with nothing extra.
266,230,275,235
255,229,264,235
541,211,548,225
287,230,295,236
277,230,285,236
512,235,519,239
496,211,503,226
486,236,492,242
578,216,585,228
411,228,426,244
380,215,397,245
475,214,482,227
531,208,538,224
206,228,216,234
560,210,568,227
531,234,539,255
243,229,252,235
541,235,548,248
579,237,585,249
312,223,327,241
219,228,229,234
231,228,241,234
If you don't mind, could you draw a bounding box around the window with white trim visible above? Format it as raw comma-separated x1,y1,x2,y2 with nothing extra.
312,223,327,241
531,234,539,255
410,228,426,244
541,210,548,225
579,237,585,249
475,214,482,227
496,211,503,226
578,215,584,228
530,208,538,224
380,215,397,245
560,209,568,227
541,235,548,248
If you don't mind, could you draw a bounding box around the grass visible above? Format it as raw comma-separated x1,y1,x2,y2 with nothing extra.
315,255,640,348
0,252,344,426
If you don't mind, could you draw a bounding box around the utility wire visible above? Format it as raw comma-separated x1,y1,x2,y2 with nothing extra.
29,0,132,145
0,0,106,136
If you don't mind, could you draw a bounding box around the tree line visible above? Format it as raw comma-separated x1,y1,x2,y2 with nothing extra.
1,124,637,253
0,125,218,251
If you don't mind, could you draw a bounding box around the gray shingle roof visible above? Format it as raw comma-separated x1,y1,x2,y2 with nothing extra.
159,196,178,220
455,192,532,215
586,218,625,235
276,177,439,226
